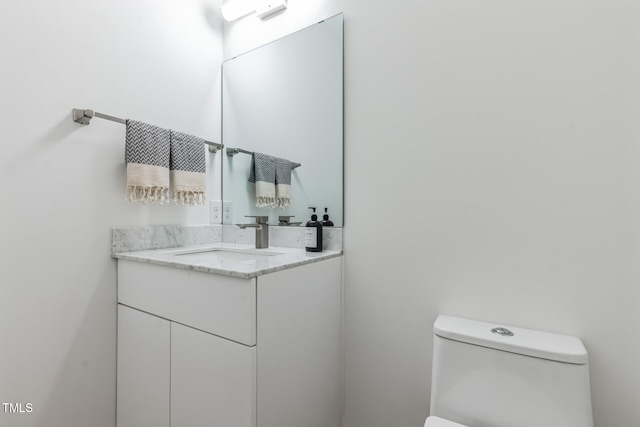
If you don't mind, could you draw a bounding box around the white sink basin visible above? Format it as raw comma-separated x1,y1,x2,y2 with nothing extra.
161,247,284,262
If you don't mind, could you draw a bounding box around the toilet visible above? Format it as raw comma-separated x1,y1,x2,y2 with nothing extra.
425,315,594,427
425,416,467,427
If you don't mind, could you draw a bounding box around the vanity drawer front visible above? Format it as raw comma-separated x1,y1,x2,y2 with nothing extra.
118,260,256,346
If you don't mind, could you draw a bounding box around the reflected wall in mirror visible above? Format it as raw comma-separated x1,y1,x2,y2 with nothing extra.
222,13,343,227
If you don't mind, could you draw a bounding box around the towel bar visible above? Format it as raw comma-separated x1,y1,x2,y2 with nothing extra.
72,108,224,153
226,146,301,169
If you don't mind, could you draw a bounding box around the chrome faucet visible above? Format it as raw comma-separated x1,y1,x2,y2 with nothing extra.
236,216,269,249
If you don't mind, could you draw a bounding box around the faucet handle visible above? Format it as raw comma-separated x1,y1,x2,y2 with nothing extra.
278,215,294,225
245,215,269,224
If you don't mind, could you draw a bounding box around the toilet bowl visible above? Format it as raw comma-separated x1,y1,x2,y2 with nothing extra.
426,315,593,427
424,415,467,427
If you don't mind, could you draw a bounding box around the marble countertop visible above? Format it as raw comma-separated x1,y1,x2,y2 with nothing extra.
112,243,342,279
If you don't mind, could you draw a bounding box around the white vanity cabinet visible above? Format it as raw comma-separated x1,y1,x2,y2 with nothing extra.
116,255,342,427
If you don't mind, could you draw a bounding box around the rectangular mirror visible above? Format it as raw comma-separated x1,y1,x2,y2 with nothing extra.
222,13,343,227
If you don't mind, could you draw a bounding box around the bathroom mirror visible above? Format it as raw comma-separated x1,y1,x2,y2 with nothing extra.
222,13,343,227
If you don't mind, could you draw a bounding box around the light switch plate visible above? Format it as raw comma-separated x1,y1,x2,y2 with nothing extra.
210,200,222,224
222,201,233,224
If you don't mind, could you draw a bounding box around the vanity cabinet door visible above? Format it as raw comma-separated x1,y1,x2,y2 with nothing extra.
257,257,342,427
171,322,256,427
117,305,170,427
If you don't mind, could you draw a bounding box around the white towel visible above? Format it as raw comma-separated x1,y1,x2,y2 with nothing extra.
170,130,206,206
125,120,170,203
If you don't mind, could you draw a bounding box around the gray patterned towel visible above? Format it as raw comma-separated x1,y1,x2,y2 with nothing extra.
275,158,291,208
170,131,206,206
249,152,276,208
249,153,292,209
125,120,170,203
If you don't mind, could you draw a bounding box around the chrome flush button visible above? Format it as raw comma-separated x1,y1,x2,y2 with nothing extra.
491,327,514,336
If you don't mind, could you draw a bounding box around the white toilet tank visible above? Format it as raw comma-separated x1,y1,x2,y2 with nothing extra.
430,315,593,427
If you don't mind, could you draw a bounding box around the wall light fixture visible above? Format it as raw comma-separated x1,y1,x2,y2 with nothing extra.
221,0,257,21
221,0,287,22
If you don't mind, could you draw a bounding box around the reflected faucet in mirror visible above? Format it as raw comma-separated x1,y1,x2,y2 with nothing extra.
278,216,302,226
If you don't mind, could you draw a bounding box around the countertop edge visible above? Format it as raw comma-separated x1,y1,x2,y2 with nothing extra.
113,249,342,279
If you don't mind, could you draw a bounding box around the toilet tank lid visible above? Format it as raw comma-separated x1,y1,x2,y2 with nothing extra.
433,315,588,365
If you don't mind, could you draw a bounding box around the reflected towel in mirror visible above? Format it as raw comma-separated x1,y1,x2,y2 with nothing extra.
275,158,291,208
249,152,277,208
249,152,292,209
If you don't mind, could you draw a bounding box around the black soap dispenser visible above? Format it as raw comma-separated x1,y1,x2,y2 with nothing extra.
321,208,334,226
305,207,323,252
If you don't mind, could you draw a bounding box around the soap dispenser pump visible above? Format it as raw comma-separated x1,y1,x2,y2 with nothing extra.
321,208,334,227
305,207,323,252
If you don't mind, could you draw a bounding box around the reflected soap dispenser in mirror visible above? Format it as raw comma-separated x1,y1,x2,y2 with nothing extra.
322,208,334,227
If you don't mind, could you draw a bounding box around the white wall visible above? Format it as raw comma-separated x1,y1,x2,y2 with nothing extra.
2,0,638,426
0,1,222,426
224,1,640,426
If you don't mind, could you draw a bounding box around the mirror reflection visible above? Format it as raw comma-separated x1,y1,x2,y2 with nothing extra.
222,14,343,227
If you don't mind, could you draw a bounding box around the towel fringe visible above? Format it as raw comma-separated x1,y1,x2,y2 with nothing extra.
173,190,206,207
276,197,290,209
256,196,276,209
126,187,205,206
126,185,170,204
